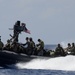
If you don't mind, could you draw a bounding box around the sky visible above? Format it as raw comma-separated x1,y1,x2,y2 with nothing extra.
0,0,75,44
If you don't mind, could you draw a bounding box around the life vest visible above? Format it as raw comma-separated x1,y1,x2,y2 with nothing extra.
30,41,35,48
39,41,44,49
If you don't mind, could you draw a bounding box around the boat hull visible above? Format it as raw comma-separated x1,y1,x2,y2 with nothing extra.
0,50,38,68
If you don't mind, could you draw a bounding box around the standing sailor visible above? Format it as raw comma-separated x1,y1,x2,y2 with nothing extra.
13,20,21,42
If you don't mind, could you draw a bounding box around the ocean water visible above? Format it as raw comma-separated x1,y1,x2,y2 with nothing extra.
44,44,57,50
0,45,75,75
0,69,75,75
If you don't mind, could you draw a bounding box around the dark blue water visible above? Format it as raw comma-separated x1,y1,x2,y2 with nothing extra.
0,69,75,75
44,44,57,50
0,45,75,75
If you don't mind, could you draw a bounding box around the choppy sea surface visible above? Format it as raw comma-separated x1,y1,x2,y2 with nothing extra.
0,69,75,75
0,45,75,75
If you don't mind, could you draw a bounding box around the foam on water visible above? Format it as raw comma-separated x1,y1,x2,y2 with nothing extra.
16,55,75,71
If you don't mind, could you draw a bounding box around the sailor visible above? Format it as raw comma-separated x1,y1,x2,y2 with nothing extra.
65,43,72,54
70,43,75,55
23,37,30,46
13,20,21,42
22,37,30,54
55,44,65,56
28,37,35,55
13,21,30,42
36,39,44,56
0,36,4,50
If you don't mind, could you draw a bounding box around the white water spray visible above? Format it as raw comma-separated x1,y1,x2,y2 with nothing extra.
16,55,75,71
16,39,75,71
